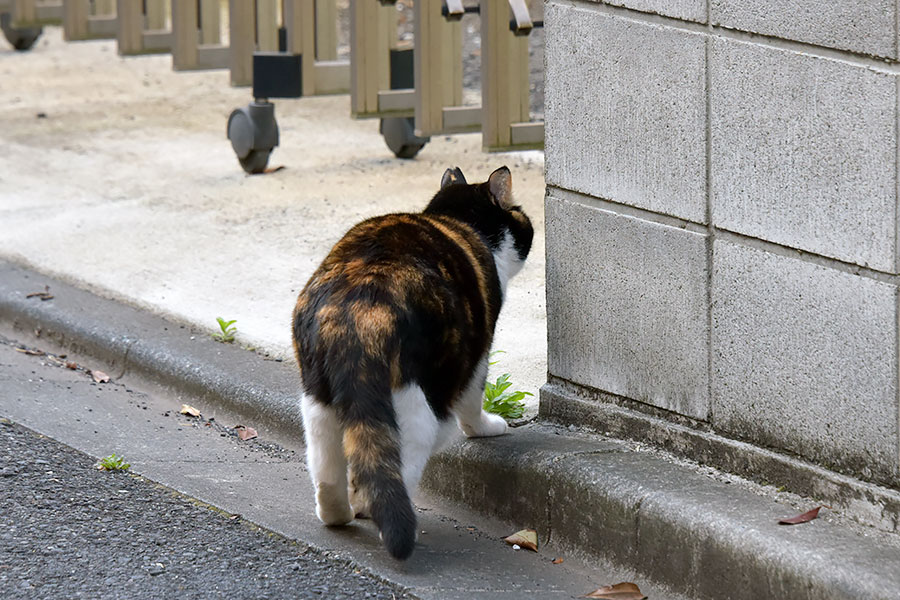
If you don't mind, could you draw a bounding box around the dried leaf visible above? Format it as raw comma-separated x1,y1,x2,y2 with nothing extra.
179,404,201,418
582,582,647,599
66,361,78,370
503,529,538,552
235,425,258,441
262,165,285,174
552,557,564,564
26,286,54,301
91,370,110,383
14,347,44,356
778,506,822,525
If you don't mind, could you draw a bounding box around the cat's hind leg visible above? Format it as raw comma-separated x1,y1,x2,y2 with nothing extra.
394,385,440,496
301,395,354,526
453,354,509,438
349,387,444,519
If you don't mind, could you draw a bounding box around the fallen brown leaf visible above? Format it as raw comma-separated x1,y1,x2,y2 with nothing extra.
235,425,258,441
65,361,78,370
91,370,110,383
179,404,201,418
262,165,285,174
582,582,647,599
552,557,564,564
778,506,823,525
503,529,538,552
14,347,44,356
26,286,54,301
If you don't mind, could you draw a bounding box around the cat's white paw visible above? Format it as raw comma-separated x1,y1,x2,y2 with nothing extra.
315,483,354,526
461,411,509,438
481,412,509,436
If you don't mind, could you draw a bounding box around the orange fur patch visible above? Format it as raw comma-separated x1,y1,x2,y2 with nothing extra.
350,301,395,357
316,304,346,341
343,423,401,477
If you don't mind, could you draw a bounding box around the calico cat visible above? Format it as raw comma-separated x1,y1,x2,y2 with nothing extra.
292,166,533,560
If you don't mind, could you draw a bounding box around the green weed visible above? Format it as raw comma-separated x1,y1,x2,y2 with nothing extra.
96,453,131,472
212,317,237,343
483,372,532,420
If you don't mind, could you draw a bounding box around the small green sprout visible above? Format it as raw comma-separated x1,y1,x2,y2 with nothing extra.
483,372,533,420
96,453,131,472
212,317,237,343
488,350,506,366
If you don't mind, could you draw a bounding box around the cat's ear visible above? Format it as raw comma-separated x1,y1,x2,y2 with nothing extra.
441,167,467,189
488,166,513,209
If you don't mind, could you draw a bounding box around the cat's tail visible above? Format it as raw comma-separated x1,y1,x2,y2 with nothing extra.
341,412,416,560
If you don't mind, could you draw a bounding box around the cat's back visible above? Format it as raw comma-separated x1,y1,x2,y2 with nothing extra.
301,212,497,306
292,210,500,394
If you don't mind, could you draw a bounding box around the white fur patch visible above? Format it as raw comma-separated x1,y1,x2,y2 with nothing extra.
452,353,509,438
493,231,525,295
301,395,353,525
393,385,440,496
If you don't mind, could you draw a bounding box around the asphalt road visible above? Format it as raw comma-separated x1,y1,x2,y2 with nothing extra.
0,410,408,599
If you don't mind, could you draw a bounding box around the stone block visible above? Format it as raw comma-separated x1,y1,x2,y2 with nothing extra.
710,37,897,272
545,192,709,419
545,1,707,223
593,0,706,23
710,0,895,59
712,240,899,484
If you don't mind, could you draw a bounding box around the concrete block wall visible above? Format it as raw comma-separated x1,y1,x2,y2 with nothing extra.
544,0,900,487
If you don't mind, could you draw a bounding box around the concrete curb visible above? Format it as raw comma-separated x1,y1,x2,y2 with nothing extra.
540,378,900,536
2,260,899,600
0,262,304,436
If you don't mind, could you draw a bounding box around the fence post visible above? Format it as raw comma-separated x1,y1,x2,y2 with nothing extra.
229,0,255,86
349,0,390,116
116,0,143,54
146,0,167,29
12,0,37,25
314,0,335,61
414,0,463,137
480,0,530,150
256,0,277,52
283,0,311,95
199,0,218,43
171,0,197,69
63,0,89,40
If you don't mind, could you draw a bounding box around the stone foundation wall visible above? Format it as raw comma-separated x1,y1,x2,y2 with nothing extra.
543,0,900,488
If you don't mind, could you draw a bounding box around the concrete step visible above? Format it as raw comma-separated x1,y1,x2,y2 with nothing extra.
2,260,899,600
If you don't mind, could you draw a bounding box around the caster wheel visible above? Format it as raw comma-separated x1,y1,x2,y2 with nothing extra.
380,117,428,159
239,149,271,174
227,102,279,174
1,13,42,51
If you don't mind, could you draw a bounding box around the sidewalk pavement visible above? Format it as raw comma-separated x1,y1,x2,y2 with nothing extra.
0,26,548,412
2,27,900,600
